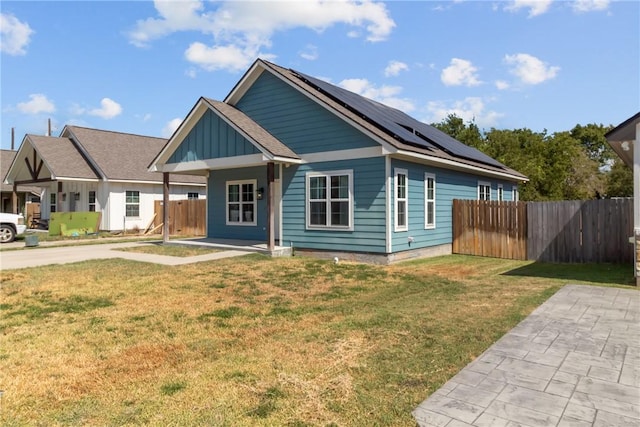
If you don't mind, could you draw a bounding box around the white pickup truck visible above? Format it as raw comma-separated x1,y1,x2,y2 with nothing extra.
0,213,27,243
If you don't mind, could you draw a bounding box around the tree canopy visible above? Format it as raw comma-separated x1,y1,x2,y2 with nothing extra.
431,114,632,201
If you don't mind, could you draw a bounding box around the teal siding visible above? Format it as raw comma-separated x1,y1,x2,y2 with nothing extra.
282,157,387,253
207,166,267,241
168,109,260,164
235,72,378,154
390,159,520,253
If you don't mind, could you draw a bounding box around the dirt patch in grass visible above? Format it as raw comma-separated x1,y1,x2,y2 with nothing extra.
0,254,633,426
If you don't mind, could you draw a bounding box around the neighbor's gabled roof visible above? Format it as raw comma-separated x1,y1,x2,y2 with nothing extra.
6,126,205,186
1,149,43,194
226,59,527,181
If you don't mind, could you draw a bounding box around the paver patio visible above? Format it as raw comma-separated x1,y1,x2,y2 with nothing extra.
413,284,640,427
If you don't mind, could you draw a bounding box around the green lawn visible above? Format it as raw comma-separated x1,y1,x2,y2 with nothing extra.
0,254,633,426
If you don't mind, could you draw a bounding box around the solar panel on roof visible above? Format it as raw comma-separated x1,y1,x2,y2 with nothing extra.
294,70,505,169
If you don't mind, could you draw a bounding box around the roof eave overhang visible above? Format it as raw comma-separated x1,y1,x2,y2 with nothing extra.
393,150,529,183
156,153,302,174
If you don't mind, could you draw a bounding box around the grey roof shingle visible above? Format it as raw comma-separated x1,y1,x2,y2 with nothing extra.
64,126,205,184
203,98,300,160
28,135,100,180
1,149,41,194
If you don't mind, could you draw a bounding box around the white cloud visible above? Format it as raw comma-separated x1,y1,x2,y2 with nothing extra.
163,117,183,138
339,78,415,113
17,94,56,114
504,53,560,84
0,13,34,55
572,0,610,13
504,0,553,17
495,80,510,90
441,58,482,87
129,0,395,72
426,97,503,128
88,98,122,119
300,44,319,61
384,60,408,77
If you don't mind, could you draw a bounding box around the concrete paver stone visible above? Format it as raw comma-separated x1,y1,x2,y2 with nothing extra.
413,284,640,426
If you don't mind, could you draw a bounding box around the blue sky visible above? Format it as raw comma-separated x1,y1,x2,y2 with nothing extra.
1,0,638,150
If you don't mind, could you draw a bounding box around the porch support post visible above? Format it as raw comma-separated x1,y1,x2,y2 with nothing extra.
57,181,63,212
12,183,18,214
163,172,170,243
267,162,275,252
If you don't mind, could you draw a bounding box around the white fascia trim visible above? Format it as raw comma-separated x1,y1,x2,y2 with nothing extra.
225,62,264,105
265,155,303,164
161,154,266,173
107,179,206,187
301,146,384,164
56,177,101,183
394,150,528,183
240,61,399,155
151,102,209,168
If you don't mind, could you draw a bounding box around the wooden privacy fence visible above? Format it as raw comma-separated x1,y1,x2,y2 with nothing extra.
452,200,527,260
154,199,206,236
453,198,634,264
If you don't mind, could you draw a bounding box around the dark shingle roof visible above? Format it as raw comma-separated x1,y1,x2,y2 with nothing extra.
28,135,99,180
203,98,300,160
64,126,205,184
1,149,41,194
258,60,526,180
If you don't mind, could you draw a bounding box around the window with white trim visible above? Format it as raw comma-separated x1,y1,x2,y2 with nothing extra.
125,191,140,217
306,170,353,230
187,192,199,200
497,184,504,202
88,191,96,212
226,180,256,225
513,186,519,201
50,193,57,213
425,173,436,229
395,168,408,231
478,181,491,201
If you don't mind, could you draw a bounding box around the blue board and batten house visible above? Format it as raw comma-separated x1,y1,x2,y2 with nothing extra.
150,59,527,263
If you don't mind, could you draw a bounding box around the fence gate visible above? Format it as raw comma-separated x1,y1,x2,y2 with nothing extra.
154,199,206,236
452,200,527,260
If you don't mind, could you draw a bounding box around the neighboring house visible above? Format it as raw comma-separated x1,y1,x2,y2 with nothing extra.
605,112,640,286
151,59,527,262
5,126,206,231
1,149,41,214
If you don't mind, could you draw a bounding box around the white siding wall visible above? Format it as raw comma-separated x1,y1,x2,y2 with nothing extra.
41,181,206,231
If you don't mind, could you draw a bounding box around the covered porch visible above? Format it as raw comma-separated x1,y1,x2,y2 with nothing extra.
165,237,292,257
150,97,301,255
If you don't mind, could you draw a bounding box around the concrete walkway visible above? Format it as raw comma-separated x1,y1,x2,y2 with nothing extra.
0,241,252,270
413,284,640,427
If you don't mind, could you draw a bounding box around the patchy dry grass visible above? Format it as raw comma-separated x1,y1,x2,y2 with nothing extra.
0,254,633,426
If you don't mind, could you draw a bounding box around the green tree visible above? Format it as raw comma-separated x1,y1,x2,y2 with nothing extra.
431,114,484,150
605,159,633,197
570,123,614,167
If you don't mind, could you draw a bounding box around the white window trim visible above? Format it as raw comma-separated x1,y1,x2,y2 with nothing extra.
425,172,436,229
88,190,96,212
478,181,491,201
497,184,504,202
226,179,257,226
305,169,354,231
187,192,199,200
395,168,408,232
513,185,519,202
50,192,57,213
125,190,140,218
